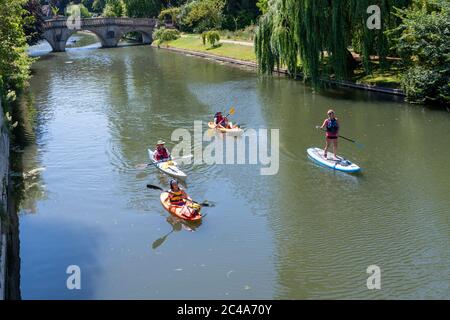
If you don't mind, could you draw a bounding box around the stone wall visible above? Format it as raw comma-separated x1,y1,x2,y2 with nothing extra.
0,98,9,300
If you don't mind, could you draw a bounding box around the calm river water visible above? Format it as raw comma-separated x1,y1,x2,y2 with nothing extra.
16,33,449,299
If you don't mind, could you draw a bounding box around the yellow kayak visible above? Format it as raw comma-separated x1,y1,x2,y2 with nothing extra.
208,122,243,135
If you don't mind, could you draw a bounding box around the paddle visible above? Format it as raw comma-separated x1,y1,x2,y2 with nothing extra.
146,184,215,207
151,229,175,250
215,107,239,129
134,154,193,170
224,106,235,118
315,126,364,148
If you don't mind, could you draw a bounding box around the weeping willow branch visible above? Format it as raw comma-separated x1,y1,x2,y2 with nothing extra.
254,0,412,85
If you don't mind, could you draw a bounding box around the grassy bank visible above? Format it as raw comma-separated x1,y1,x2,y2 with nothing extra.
155,33,402,90
154,34,256,62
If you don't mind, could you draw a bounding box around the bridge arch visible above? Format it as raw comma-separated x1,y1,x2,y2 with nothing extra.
117,28,153,45
42,18,157,52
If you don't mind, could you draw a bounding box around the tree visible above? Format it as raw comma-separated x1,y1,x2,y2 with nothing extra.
256,0,268,14
0,0,32,104
102,0,125,17
254,0,411,84
222,0,259,30
388,0,450,105
81,0,95,11
22,0,45,45
123,0,162,18
180,0,226,33
92,0,106,13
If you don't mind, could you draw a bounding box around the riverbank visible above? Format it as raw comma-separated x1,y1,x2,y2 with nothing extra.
0,99,10,300
158,34,256,62
0,98,22,300
152,35,405,96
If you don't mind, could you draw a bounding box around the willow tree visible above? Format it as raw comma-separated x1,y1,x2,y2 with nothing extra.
254,0,411,84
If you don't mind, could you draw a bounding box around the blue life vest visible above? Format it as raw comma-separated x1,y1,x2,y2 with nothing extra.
326,118,339,134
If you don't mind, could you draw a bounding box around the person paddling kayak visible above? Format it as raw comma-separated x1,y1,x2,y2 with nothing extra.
214,111,232,129
168,180,200,219
168,179,188,206
319,109,339,159
153,140,171,162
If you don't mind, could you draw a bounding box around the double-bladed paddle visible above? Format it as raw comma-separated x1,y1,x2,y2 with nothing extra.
146,184,215,207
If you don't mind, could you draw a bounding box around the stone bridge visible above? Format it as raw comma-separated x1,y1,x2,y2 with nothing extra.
42,17,158,52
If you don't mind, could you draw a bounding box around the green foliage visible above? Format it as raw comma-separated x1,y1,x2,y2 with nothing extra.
0,0,32,107
81,0,95,11
92,0,106,13
158,7,181,24
102,0,125,17
219,24,256,41
389,0,450,105
254,0,412,84
153,27,180,44
22,0,45,45
123,0,161,18
221,0,259,30
202,30,220,46
176,0,226,33
256,0,268,14
51,5,60,16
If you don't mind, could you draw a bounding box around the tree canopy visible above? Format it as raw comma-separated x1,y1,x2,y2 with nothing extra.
255,0,411,84
0,0,33,104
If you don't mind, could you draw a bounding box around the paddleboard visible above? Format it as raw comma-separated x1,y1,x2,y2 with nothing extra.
307,147,361,173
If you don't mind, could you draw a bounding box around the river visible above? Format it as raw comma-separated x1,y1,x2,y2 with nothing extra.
15,33,450,299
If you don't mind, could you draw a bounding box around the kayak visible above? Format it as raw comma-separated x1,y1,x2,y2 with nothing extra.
208,122,243,136
160,192,202,221
148,149,187,180
307,147,361,173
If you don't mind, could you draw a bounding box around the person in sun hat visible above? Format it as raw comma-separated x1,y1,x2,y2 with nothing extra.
153,140,171,161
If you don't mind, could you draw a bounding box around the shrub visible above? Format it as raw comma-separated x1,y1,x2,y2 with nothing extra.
389,0,450,106
153,27,180,44
202,30,220,47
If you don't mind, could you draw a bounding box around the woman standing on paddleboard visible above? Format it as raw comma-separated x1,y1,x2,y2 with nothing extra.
319,109,339,159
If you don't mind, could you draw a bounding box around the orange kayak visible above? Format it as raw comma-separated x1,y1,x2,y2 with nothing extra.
208,122,243,135
160,192,202,221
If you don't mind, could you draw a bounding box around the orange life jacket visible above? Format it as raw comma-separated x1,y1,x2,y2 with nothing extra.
169,190,184,203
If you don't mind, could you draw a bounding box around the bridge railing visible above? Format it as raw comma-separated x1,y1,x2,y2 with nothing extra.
43,17,158,29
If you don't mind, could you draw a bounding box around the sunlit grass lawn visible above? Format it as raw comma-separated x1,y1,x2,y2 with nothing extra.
353,62,402,89
155,35,256,62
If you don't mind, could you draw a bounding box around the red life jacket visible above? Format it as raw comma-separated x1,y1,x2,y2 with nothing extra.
155,147,169,161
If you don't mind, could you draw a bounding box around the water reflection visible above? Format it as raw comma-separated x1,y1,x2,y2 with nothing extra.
17,32,450,299
152,215,202,250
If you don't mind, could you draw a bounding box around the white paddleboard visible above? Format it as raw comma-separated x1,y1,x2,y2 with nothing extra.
307,147,361,173
148,149,187,180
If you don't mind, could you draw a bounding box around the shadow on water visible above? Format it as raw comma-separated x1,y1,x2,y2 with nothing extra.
19,216,104,299
9,91,105,299
151,215,202,250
